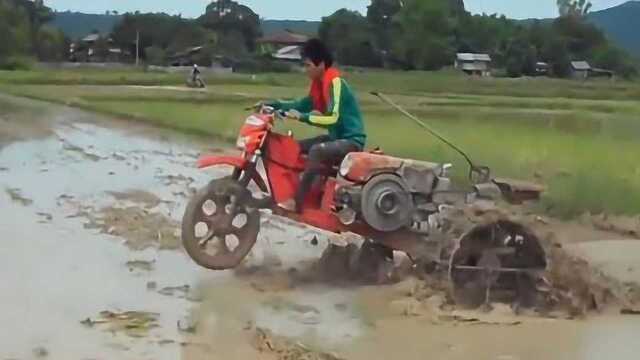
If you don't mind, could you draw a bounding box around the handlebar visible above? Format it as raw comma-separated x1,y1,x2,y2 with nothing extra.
244,103,287,121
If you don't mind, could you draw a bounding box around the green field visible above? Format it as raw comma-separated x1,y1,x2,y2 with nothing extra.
1,68,639,217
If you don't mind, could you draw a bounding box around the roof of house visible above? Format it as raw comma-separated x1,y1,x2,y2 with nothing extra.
273,45,301,61
258,30,309,45
456,53,491,62
82,34,100,42
169,45,204,59
571,61,591,71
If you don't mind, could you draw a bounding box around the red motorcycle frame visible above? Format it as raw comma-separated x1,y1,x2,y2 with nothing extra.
199,107,355,233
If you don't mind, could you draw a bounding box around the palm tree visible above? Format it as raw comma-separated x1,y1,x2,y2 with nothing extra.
557,0,592,17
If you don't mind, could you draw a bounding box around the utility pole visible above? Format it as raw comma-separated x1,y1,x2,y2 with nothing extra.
135,30,140,66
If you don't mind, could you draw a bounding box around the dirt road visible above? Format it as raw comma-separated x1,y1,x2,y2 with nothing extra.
1,94,640,360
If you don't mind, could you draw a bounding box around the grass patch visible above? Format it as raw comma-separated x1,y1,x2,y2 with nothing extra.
1,68,639,217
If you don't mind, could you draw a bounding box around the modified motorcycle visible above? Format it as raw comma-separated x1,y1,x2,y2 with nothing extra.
182,97,548,308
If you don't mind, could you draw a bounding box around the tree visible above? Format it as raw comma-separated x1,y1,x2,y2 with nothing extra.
553,14,605,59
456,14,521,66
144,45,166,65
0,0,65,65
111,13,198,61
319,9,381,67
557,0,592,17
35,25,66,61
214,29,249,57
366,0,402,55
448,0,466,16
391,0,455,70
0,1,30,58
198,0,261,52
592,45,638,79
504,36,537,77
541,37,571,77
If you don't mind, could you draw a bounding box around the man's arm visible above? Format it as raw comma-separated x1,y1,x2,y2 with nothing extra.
271,97,313,113
299,78,341,128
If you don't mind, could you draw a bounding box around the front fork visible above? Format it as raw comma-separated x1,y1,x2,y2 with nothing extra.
231,153,272,209
232,152,258,187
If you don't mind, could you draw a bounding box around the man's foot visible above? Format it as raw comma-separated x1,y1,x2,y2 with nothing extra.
278,199,297,212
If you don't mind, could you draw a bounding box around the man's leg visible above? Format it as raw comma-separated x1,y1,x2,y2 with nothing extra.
299,135,332,155
294,139,361,213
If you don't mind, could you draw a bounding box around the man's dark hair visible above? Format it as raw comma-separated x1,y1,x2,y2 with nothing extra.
302,39,333,67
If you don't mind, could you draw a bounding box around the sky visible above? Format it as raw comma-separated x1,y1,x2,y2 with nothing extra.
44,0,631,20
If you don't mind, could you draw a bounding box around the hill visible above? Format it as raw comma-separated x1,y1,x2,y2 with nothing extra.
521,1,640,57
588,1,640,57
261,20,320,36
49,12,319,39
50,11,121,39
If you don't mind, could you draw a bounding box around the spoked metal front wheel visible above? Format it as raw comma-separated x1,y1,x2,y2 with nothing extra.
182,177,260,270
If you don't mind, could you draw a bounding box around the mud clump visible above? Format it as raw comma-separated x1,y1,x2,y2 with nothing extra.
126,259,156,272
541,238,640,316
85,206,180,250
587,213,640,238
158,285,203,302
107,190,162,208
5,187,33,206
81,310,160,338
251,327,345,360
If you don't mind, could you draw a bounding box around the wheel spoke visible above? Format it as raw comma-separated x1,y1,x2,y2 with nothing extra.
199,234,232,254
214,197,230,215
230,223,249,238
194,208,211,224
183,177,261,271
198,228,216,248
215,237,232,254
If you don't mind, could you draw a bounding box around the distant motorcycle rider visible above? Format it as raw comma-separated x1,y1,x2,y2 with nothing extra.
190,64,201,84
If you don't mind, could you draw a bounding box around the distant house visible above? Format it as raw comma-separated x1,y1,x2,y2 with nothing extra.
81,33,101,44
535,62,549,76
169,46,205,66
272,45,302,62
455,53,492,76
570,61,591,79
590,67,615,80
70,33,125,63
258,30,308,61
258,30,309,49
570,61,614,80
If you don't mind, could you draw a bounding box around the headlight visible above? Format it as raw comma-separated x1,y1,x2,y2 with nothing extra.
236,136,248,149
339,155,354,177
245,115,265,126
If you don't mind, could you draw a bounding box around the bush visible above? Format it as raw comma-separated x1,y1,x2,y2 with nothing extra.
0,56,34,70
592,45,638,79
145,46,166,66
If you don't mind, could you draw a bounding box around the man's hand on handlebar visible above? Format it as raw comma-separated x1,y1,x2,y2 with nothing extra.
284,109,302,121
246,101,268,111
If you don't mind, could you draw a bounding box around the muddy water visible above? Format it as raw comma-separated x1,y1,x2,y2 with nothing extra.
1,94,639,360
0,94,330,359
0,95,214,359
